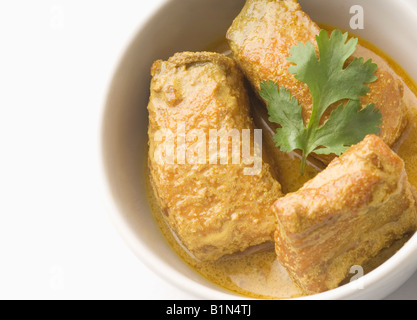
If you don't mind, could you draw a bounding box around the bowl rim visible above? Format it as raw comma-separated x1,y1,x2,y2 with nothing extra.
100,0,417,300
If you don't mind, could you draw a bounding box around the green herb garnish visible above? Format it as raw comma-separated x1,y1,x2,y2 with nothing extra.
259,29,382,175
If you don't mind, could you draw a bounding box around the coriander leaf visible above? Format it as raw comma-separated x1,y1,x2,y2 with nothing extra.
287,29,378,127
259,80,307,153
310,100,382,156
260,29,382,175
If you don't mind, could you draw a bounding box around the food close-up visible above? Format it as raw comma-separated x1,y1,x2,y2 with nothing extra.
145,0,417,298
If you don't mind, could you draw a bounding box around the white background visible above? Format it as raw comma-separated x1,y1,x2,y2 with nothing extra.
0,0,416,300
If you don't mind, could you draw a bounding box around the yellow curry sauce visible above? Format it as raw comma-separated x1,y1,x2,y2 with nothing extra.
146,28,417,299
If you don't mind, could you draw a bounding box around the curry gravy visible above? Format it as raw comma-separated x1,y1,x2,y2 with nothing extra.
145,29,417,299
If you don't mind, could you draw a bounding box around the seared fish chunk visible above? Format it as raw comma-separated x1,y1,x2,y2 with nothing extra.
227,0,408,156
272,135,417,294
148,52,283,261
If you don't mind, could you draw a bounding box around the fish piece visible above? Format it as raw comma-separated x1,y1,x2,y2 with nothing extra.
148,52,283,261
272,135,417,294
227,0,408,161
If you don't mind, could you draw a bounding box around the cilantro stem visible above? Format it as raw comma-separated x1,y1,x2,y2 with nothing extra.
300,151,307,176
300,103,320,175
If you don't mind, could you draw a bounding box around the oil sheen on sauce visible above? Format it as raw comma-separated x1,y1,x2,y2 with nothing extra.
146,28,417,299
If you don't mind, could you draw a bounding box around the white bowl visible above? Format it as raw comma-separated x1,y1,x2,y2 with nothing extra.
101,0,417,299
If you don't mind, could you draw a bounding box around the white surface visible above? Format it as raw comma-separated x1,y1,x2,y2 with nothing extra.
0,0,416,300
